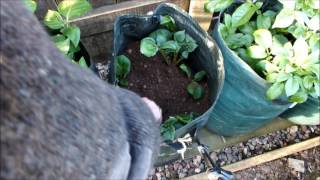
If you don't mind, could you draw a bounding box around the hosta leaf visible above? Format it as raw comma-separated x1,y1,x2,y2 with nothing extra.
115,55,131,78
285,76,300,96
22,0,37,13
44,10,65,29
78,56,88,67
179,64,191,78
266,82,284,100
288,91,308,103
247,45,267,59
231,2,258,28
204,0,233,13
62,26,80,47
253,29,272,48
57,0,92,19
140,37,158,57
272,8,295,28
194,71,207,82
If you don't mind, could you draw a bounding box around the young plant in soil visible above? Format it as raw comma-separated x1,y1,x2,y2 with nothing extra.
205,0,320,103
43,0,92,67
115,55,131,87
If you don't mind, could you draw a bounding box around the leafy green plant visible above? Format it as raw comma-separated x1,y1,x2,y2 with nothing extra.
43,0,92,67
160,113,197,141
206,0,320,103
180,64,207,100
21,0,37,13
140,15,198,65
115,55,131,87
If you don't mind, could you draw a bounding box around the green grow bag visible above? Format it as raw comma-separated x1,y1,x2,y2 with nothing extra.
206,0,294,136
111,3,225,140
280,97,320,125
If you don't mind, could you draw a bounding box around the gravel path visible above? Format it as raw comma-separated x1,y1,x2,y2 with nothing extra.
148,125,320,179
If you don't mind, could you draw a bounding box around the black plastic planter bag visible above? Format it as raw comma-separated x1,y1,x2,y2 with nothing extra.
111,3,224,139
206,0,294,136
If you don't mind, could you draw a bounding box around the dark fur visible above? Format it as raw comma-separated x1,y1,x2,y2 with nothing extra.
0,1,160,179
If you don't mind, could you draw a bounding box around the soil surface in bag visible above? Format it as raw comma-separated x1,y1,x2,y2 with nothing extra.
123,41,211,120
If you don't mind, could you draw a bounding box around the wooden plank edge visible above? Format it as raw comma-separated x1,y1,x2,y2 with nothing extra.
183,136,320,180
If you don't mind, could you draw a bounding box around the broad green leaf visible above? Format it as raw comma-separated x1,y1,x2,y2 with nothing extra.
288,23,307,38
119,79,128,87
271,34,289,56
272,8,295,28
181,51,189,59
149,29,172,46
314,82,320,97
288,91,308,103
204,0,233,13
236,48,252,62
276,72,290,82
285,76,300,96
285,64,296,73
263,10,276,19
187,81,205,100
308,15,320,31
179,64,191,78
57,0,92,19
294,11,309,25
44,10,65,29
140,37,159,57
303,76,314,89
308,33,320,51
21,0,37,13
247,45,267,59
52,35,70,54
194,71,207,82
238,22,255,34
266,82,284,100
62,26,80,47
224,14,232,29
174,30,186,43
160,15,176,31
78,56,88,67
293,37,309,65
160,40,180,53
253,29,272,48
115,55,131,78
161,124,175,141
257,14,271,29
231,2,258,28
266,73,278,83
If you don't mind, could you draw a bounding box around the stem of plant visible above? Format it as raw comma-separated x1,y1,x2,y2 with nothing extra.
160,49,170,65
175,57,183,65
173,52,178,64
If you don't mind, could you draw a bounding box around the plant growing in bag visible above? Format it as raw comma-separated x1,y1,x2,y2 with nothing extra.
205,0,320,103
118,15,211,141
43,0,92,67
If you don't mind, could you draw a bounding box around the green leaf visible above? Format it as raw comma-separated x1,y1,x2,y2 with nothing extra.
21,0,37,13
272,8,295,28
78,56,88,67
266,82,284,100
181,51,189,59
224,14,232,29
266,73,278,83
257,14,271,29
253,29,272,48
308,14,320,31
276,72,290,82
115,55,131,78
160,15,176,31
236,48,252,62
57,0,92,19
271,34,289,56
288,91,308,103
140,37,159,57
238,22,255,34
231,2,258,28
161,124,175,141
247,45,267,59
179,64,191,78
62,26,80,47
160,40,180,53
44,10,65,29
263,10,276,19
303,76,314,89
119,79,129,87
204,0,233,13
187,81,205,100
194,71,207,82
174,30,186,43
285,76,300,96
52,35,70,54
293,37,309,64
149,29,172,46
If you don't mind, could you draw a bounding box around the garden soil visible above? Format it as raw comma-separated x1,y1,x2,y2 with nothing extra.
123,41,211,120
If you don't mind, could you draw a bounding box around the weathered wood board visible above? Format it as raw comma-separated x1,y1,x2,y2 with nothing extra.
188,0,212,31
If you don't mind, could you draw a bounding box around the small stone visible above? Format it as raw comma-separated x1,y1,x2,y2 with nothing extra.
288,158,305,173
144,64,148,68
210,152,218,162
289,126,298,134
194,168,201,173
243,147,248,155
143,85,147,89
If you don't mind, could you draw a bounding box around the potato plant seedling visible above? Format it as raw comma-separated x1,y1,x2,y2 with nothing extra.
115,55,131,87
